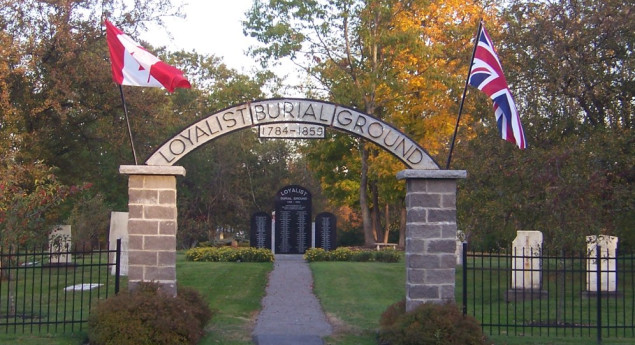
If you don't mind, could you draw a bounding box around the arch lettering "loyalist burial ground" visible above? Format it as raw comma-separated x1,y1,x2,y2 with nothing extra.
145,98,439,170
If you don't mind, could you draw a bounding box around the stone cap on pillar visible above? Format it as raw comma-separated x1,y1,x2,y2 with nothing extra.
397,169,467,180
119,165,186,176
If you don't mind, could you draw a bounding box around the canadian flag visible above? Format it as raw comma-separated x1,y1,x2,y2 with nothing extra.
105,20,190,92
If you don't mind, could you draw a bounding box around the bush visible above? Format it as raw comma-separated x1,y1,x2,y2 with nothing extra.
329,247,354,261
374,249,401,263
378,300,489,345
304,247,402,262
304,247,328,262
351,250,374,262
185,246,274,262
87,283,213,345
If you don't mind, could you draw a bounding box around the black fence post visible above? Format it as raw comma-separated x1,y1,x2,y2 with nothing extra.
115,239,121,295
462,241,468,316
597,246,602,345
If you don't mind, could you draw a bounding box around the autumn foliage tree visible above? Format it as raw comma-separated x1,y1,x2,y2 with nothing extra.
245,0,493,245
0,0,186,245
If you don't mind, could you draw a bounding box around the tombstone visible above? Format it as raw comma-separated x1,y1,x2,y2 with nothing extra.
506,230,547,301
274,185,312,254
49,225,72,265
586,235,619,294
109,212,129,276
315,212,337,251
250,212,272,250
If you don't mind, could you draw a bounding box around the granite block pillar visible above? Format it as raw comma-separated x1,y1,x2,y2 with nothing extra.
119,165,185,297
397,169,467,312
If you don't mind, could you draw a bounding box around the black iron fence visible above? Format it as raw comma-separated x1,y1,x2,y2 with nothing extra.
461,243,635,343
0,240,121,333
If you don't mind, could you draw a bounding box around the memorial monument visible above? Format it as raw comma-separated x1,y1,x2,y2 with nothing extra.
274,185,312,254
250,211,272,250
315,212,337,251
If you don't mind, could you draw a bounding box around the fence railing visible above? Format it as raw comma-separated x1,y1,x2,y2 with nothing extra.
0,240,121,333
461,243,634,343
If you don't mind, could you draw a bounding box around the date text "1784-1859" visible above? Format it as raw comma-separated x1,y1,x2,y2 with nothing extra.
259,123,325,139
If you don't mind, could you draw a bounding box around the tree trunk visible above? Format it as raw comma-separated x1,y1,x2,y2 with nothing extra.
399,207,406,248
359,142,374,246
383,203,390,243
371,181,382,242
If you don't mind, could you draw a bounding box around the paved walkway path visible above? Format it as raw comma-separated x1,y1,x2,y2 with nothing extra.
252,254,333,345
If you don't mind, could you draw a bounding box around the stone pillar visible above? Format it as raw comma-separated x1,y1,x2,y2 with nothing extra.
119,165,186,296
397,169,466,312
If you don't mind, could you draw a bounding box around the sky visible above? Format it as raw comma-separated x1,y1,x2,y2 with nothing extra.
140,0,260,73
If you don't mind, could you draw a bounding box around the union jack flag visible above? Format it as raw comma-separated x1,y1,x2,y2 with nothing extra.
469,25,526,149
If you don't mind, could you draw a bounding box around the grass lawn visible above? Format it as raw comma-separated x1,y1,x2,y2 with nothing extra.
176,252,272,345
0,252,633,345
310,261,405,345
0,252,272,345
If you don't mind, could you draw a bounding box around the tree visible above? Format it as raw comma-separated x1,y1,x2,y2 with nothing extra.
454,0,634,251
164,52,297,247
0,0,203,247
245,0,493,245
0,157,88,248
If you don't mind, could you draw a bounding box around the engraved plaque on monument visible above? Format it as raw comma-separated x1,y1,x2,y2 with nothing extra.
315,212,337,251
274,185,312,254
250,212,272,250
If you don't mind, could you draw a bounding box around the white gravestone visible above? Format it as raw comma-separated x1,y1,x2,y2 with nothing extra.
49,225,72,264
511,231,543,290
586,235,618,293
109,212,129,276
506,230,547,301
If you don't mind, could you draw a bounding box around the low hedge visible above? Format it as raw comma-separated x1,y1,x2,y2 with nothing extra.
303,247,401,263
185,246,274,262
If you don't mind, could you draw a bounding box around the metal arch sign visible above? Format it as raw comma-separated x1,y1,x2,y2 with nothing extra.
145,98,440,170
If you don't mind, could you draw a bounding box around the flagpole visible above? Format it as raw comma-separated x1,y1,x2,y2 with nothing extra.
445,20,483,169
118,84,139,165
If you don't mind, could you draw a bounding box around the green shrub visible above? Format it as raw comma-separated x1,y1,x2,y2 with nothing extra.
374,249,401,263
304,247,402,262
351,250,374,262
329,247,354,261
176,285,214,327
379,299,406,329
237,247,276,262
87,283,213,345
378,300,489,345
304,247,328,262
185,246,274,262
